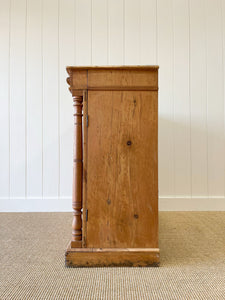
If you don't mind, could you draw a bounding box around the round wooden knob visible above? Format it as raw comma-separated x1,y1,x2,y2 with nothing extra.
127,141,132,146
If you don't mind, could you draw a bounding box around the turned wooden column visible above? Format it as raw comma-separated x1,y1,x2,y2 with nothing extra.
71,95,83,248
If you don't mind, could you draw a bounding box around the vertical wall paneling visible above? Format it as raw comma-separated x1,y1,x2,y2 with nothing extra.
10,0,26,198
92,0,108,65
173,0,191,196
222,0,225,198
42,0,59,197
1,0,225,211
59,0,75,198
124,0,140,64
76,0,92,65
189,0,208,196
140,0,157,64
157,0,174,196
26,0,42,197
108,0,124,64
0,1,10,197
206,0,224,196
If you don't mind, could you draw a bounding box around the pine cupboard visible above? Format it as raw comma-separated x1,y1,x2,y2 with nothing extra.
65,66,159,267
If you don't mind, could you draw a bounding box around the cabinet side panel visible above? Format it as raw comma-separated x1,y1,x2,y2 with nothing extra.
86,91,158,248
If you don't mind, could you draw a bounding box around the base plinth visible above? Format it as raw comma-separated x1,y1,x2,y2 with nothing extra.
65,243,160,267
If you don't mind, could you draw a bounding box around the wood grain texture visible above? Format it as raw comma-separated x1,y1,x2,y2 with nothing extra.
67,66,159,71
66,67,158,91
88,69,158,89
86,90,158,248
71,70,87,90
66,66,159,266
65,246,160,267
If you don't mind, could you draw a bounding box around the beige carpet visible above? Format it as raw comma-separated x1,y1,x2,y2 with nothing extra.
0,212,224,299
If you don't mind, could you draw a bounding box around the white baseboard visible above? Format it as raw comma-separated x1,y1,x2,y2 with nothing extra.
0,197,72,212
0,196,225,212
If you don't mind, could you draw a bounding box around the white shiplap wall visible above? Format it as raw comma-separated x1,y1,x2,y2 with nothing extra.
0,0,225,211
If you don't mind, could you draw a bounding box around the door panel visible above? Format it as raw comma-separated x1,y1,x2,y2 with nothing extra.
86,91,158,248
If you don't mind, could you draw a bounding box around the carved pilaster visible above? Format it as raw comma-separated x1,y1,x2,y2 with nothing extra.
71,95,83,248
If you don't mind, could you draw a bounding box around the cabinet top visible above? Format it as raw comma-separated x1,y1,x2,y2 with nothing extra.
66,65,159,95
67,65,159,73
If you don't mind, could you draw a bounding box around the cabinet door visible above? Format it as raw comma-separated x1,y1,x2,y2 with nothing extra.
86,90,158,248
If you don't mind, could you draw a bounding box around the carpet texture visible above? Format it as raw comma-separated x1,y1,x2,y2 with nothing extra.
0,212,224,299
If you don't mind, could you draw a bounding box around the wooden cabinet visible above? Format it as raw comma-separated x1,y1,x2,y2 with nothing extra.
65,66,159,267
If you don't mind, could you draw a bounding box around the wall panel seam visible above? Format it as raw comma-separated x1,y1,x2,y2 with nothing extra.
139,0,141,64
41,0,44,197
123,0,125,64
205,0,209,198
24,0,28,197
172,0,175,197
91,0,93,65
74,0,76,65
8,0,12,198
220,0,225,198
156,0,158,64
188,0,192,197
58,0,60,197
107,0,109,64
